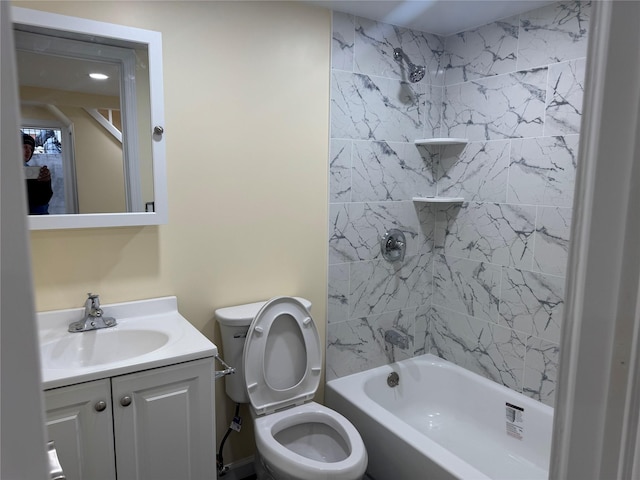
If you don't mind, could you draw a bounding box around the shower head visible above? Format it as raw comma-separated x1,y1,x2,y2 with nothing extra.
393,48,426,83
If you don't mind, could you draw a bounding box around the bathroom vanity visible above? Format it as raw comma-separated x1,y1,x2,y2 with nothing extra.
38,297,216,480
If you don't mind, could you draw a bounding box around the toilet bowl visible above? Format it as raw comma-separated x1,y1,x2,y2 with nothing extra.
216,296,367,480
254,402,367,480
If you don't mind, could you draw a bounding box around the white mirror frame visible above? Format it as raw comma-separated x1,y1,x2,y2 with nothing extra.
12,7,167,230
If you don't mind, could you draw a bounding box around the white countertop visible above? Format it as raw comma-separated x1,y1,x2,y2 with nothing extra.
38,296,217,389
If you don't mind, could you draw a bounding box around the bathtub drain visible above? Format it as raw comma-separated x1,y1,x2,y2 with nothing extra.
387,371,400,387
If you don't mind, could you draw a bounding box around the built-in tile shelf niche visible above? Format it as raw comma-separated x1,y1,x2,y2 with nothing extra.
414,138,468,146
412,196,464,203
413,137,467,203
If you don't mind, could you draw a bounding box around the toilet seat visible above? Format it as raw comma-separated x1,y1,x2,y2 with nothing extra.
243,296,322,415
253,402,368,480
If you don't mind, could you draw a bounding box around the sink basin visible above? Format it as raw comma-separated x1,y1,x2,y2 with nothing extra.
41,329,170,369
37,296,217,389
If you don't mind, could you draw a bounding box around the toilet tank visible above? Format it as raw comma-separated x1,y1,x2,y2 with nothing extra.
215,297,312,404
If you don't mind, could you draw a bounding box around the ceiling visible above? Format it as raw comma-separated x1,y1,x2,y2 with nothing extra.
307,0,555,36
16,1,556,97
17,50,121,97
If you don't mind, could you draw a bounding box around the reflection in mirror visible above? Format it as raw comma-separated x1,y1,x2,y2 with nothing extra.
15,29,150,214
21,125,73,215
12,7,167,229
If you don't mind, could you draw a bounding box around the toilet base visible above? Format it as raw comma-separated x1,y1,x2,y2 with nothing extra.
249,412,279,480
255,449,364,480
254,450,278,480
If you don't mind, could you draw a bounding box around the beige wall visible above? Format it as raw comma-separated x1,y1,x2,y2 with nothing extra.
71,106,126,213
17,0,331,463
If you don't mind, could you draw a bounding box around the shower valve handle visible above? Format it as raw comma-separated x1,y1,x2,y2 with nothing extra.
381,229,406,262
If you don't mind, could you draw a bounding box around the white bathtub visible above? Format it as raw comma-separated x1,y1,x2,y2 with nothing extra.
325,354,553,480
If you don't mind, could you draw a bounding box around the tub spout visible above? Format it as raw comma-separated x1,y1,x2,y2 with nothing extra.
384,329,409,349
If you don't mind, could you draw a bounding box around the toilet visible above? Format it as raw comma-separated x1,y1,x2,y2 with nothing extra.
215,296,367,480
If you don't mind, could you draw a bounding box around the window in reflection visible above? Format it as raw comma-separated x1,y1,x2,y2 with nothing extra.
22,124,76,215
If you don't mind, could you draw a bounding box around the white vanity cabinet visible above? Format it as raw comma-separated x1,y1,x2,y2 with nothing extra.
44,358,215,480
113,358,215,480
44,378,116,480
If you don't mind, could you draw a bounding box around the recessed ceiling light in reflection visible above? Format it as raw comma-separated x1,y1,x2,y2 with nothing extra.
89,73,109,80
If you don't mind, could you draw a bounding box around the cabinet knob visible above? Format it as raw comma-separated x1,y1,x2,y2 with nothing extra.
94,400,107,412
120,395,132,407
153,125,164,135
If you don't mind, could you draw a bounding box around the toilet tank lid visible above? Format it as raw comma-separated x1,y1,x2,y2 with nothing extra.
215,297,312,326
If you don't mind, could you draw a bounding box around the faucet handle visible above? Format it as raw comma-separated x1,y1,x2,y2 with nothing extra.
380,229,406,263
86,293,102,316
86,292,97,306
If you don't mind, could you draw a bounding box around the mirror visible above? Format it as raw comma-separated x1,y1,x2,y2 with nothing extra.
12,7,167,229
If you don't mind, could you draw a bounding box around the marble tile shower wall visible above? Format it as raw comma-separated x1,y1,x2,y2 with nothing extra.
327,1,589,407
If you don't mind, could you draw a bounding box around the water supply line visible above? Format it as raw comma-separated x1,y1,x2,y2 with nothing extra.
213,353,239,476
217,403,242,476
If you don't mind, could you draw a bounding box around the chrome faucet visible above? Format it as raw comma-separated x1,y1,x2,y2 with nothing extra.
68,293,117,332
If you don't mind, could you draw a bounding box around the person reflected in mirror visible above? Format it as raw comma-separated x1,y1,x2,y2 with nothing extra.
22,132,53,215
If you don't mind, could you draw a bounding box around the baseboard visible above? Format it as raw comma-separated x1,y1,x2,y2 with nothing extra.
218,455,255,480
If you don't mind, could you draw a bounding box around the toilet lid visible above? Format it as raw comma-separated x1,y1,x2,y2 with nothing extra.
243,296,321,415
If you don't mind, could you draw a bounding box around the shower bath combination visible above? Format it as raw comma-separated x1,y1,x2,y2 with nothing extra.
393,48,426,83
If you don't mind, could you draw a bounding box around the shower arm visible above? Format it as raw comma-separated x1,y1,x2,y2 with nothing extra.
392,47,426,83
393,48,414,67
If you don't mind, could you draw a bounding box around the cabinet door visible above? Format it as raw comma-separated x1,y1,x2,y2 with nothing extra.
44,378,116,480
112,358,215,480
